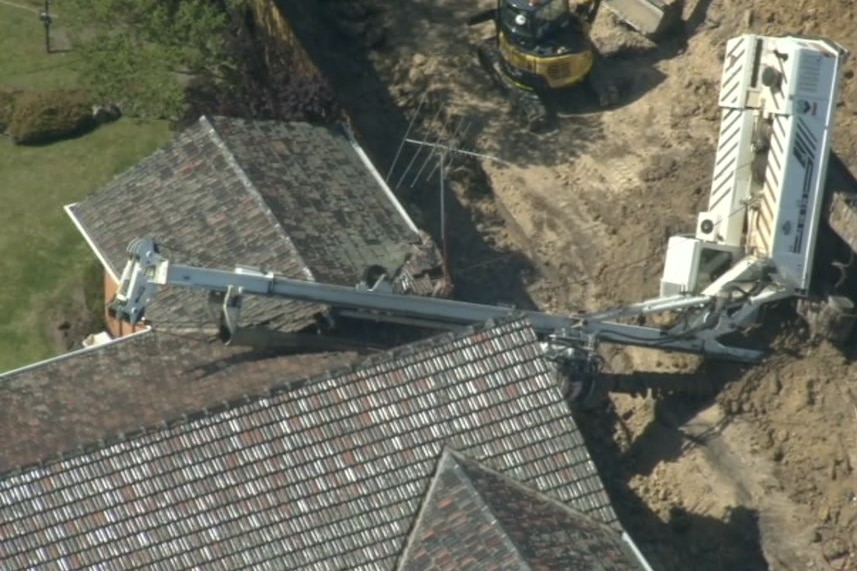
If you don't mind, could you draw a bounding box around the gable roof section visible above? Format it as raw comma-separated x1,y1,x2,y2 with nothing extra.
0,317,617,571
209,116,421,285
66,115,430,333
0,329,354,473
397,449,648,571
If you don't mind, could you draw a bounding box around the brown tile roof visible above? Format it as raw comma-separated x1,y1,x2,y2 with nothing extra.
0,317,618,570
66,115,442,333
0,329,355,473
397,448,648,571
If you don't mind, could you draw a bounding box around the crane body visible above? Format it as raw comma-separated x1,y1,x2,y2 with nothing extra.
661,34,849,299
109,33,854,398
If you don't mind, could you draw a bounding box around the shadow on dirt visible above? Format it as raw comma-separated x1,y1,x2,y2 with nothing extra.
330,0,609,167
574,390,771,571
572,301,809,570
294,0,717,171
275,0,540,310
549,0,717,118
616,387,733,477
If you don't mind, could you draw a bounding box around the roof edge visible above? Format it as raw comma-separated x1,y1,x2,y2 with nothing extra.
622,531,656,571
64,203,120,282
0,327,153,380
452,448,637,549
339,123,420,236
457,447,655,570
200,115,317,283
0,316,532,482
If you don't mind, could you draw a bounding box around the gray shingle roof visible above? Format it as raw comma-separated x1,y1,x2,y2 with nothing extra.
397,449,647,571
66,115,442,333
0,317,617,570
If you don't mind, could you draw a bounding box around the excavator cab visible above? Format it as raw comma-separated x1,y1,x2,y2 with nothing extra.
499,0,574,48
468,0,612,131
468,0,682,132
494,0,595,81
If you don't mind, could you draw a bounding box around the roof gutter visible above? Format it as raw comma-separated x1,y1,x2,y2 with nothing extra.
0,327,153,379
341,124,421,236
622,531,656,571
64,203,120,283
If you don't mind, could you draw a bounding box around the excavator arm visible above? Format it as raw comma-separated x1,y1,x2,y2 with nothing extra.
600,0,684,39
571,0,602,25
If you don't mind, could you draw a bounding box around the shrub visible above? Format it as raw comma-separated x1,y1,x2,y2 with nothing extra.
0,88,20,134
9,89,96,145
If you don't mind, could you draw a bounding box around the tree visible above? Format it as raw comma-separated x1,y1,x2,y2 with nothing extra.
66,0,246,120
179,8,342,129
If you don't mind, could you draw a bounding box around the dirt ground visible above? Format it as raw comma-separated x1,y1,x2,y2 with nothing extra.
287,0,857,569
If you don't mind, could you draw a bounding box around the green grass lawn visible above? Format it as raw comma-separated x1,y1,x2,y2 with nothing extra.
0,4,171,372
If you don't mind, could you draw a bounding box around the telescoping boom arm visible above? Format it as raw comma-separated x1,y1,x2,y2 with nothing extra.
109,33,853,373
111,238,766,363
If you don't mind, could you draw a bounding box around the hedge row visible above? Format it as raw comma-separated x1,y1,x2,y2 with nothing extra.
0,88,19,134
9,89,96,145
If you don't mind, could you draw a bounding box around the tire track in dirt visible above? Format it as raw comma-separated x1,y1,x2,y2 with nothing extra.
486,163,617,311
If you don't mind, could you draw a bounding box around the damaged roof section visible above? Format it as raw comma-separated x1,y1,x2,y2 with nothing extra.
0,317,625,570
66,115,445,333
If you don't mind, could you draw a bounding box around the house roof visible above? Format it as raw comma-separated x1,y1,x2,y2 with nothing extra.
0,317,619,570
66,115,440,333
0,328,355,473
397,448,648,571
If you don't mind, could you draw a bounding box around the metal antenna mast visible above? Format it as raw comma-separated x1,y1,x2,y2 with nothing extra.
387,99,509,279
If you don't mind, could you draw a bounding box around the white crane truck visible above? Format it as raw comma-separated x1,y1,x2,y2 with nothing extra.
109,33,854,400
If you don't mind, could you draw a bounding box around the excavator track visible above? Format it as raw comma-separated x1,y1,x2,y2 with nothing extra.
476,38,553,133
585,49,620,108
510,88,551,133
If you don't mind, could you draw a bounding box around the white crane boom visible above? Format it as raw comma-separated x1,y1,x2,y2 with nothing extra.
108,33,854,396
111,238,764,363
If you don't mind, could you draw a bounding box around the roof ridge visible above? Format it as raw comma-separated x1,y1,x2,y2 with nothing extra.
450,448,623,539
446,449,534,570
335,121,420,236
199,115,315,281
392,448,460,570
0,315,537,480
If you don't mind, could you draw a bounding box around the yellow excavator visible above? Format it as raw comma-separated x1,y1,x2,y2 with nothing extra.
467,0,683,131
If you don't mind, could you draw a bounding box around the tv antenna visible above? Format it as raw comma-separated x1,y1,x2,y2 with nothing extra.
387,94,509,280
